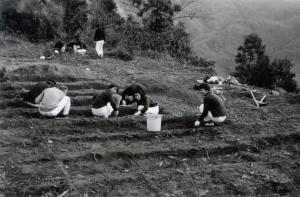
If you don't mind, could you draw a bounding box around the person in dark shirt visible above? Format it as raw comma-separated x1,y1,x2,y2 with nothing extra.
23,80,56,107
121,84,146,106
94,24,106,58
91,84,121,118
54,41,65,53
194,83,227,127
132,90,159,116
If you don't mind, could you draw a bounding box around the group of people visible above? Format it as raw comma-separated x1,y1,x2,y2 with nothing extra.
22,81,160,119
42,25,106,59
22,80,227,127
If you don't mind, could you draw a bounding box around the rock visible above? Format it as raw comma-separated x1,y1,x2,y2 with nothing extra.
271,90,280,96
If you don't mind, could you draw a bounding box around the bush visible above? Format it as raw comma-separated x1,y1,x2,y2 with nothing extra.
234,33,298,92
115,47,134,61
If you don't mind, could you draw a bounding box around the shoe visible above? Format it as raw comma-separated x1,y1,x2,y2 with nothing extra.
194,120,201,127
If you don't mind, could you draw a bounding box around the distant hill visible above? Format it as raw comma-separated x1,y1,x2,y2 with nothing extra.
181,0,300,83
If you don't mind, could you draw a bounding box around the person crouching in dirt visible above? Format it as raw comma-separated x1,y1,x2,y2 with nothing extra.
35,84,71,118
133,91,159,116
91,84,121,118
54,41,66,54
121,84,146,106
194,83,227,127
23,80,57,108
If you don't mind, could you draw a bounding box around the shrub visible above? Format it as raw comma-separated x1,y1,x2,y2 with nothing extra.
115,47,134,61
234,33,298,92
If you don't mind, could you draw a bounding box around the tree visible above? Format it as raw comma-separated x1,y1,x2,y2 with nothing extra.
234,33,266,83
271,59,297,92
63,0,88,39
234,33,298,92
124,0,181,33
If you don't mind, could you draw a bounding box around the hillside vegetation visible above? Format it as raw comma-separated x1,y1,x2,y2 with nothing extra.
181,0,300,83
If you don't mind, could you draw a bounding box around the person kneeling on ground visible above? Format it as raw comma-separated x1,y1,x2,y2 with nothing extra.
54,41,65,54
121,84,146,106
133,91,159,116
194,83,227,127
91,84,121,118
23,80,57,108
35,84,70,117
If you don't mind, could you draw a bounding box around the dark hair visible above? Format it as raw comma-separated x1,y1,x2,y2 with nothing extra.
108,84,119,92
46,80,56,86
198,83,210,91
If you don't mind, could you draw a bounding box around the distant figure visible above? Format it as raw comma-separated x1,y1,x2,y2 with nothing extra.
121,84,146,106
74,37,87,55
23,80,56,107
54,41,65,54
35,85,70,118
194,83,227,127
91,84,121,118
133,90,159,116
66,38,87,55
94,24,106,58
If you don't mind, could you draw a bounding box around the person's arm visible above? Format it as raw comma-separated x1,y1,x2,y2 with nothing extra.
199,97,209,121
35,90,45,104
108,92,118,111
140,96,150,114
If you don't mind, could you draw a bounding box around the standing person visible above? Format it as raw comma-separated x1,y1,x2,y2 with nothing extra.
121,84,146,106
23,80,57,107
133,90,159,116
91,84,120,118
94,24,106,58
194,83,227,127
35,85,71,117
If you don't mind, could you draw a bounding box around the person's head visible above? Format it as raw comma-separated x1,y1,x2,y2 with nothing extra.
108,84,119,94
46,80,56,86
198,83,210,94
125,94,134,102
60,85,68,94
134,92,142,101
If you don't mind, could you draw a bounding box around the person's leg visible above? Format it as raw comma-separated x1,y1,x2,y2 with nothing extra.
92,106,107,117
95,41,101,57
62,96,71,116
105,102,114,118
99,40,104,58
112,94,122,108
40,96,70,117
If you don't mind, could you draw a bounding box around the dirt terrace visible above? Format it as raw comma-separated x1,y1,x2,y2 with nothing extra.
0,57,299,197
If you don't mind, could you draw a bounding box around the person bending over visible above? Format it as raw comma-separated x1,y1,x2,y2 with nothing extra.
133,91,159,116
35,85,70,117
23,80,56,108
194,83,227,127
91,84,121,118
121,84,146,106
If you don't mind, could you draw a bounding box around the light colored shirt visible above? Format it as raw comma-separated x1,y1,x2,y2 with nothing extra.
35,87,66,111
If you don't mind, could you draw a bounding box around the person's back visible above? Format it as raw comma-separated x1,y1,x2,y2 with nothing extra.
37,87,66,111
204,92,226,118
93,90,112,109
94,28,105,41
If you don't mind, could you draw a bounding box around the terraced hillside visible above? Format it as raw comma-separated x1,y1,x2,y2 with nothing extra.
0,55,299,196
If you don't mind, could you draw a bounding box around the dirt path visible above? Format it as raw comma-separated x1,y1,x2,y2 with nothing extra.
0,57,299,196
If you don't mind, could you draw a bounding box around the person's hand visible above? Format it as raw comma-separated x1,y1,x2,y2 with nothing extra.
134,111,141,116
194,120,201,127
122,100,126,106
112,110,119,117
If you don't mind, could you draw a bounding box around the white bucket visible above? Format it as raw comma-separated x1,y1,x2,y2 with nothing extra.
146,114,162,131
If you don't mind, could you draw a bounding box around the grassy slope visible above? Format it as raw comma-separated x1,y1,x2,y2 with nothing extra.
0,34,299,196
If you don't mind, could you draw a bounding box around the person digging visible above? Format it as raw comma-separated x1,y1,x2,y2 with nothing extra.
194,83,227,127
